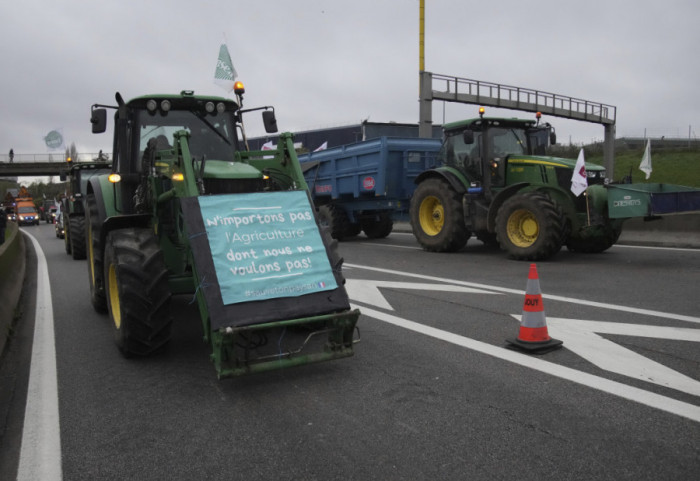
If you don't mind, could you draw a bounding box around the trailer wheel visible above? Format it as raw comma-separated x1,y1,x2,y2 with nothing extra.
410,178,469,252
361,211,393,239
104,228,172,357
317,204,352,240
495,192,565,260
86,194,107,313
70,215,86,260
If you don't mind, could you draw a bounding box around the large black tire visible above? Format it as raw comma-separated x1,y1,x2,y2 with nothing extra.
409,178,469,252
495,192,566,261
361,211,393,239
63,220,71,253
104,228,172,357
566,222,622,253
70,215,86,260
86,194,107,313
317,204,352,241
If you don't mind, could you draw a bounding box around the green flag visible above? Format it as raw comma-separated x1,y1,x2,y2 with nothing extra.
213,40,237,92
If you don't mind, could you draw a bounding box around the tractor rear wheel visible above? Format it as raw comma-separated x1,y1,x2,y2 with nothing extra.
410,178,469,252
495,192,565,261
104,228,172,357
70,215,86,260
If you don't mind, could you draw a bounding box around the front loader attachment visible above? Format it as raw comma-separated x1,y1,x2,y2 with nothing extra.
180,192,360,378
211,309,359,378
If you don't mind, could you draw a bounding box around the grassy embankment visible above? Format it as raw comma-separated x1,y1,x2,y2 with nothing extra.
586,148,700,187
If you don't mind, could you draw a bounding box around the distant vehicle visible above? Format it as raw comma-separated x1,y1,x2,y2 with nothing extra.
55,210,65,238
47,205,58,224
17,205,40,226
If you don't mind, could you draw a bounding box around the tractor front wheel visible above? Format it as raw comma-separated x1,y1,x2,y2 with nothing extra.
495,192,565,261
104,228,172,357
86,194,107,313
410,178,469,252
70,215,86,260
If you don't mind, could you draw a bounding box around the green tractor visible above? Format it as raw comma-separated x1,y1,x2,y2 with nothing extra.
87,87,359,378
410,111,623,260
60,156,112,259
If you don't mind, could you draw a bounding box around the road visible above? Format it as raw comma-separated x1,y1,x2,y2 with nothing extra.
2,224,700,480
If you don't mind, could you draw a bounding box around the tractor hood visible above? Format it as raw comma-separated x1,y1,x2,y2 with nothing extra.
507,155,605,172
201,159,263,180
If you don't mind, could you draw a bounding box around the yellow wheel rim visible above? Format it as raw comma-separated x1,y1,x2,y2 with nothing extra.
108,264,121,329
506,209,539,247
418,195,444,236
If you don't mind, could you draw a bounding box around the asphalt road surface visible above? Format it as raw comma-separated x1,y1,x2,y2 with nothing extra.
2,224,699,480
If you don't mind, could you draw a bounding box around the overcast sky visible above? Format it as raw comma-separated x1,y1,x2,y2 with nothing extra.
1,0,698,159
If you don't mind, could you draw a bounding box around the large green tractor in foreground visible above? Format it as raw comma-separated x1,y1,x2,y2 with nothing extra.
87,87,359,378
410,112,623,260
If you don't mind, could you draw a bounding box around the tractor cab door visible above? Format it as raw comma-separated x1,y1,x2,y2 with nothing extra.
440,128,485,184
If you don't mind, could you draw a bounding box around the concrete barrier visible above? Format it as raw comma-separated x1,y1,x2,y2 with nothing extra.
618,213,700,248
0,222,26,357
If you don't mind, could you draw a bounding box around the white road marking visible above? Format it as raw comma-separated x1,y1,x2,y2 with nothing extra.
17,231,62,481
345,279,499,310
358,242,422,250
528,316,700,397
613,244,700,252
352,303,700,423
344,263,700,324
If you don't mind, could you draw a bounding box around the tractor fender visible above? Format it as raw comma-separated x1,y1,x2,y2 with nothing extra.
414,167,469,195
86,174,113,225
87,174,152,254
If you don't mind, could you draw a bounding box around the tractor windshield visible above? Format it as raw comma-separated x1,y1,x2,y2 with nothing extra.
135,109,237,165
489,127,527,157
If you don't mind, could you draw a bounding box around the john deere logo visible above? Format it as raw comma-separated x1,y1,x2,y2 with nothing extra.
44,130,63,149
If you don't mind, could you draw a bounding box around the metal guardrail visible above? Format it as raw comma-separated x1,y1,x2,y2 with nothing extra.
0,153,109,163
429,73,616,125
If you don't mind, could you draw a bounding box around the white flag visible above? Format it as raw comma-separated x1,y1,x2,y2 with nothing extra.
570,148,588,197
639,139,652,180
213,38,237,93
313,141,328,152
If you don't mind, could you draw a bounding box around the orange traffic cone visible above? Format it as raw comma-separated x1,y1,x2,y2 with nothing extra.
506,263,563,353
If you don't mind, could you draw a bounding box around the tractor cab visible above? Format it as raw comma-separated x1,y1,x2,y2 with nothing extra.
437,111,556,195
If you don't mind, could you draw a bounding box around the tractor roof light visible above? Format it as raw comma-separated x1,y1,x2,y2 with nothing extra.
205,101,215,113
108,173,121,183
234,81,245,96
146,99,158,112
478,107,485,118
216,102,226,113
160,100,172,112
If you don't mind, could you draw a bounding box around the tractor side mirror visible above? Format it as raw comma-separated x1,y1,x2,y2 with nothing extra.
262,110,278,133
549,128,557,145
91,108,107,134
59,171,67,181
462,130,474,145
